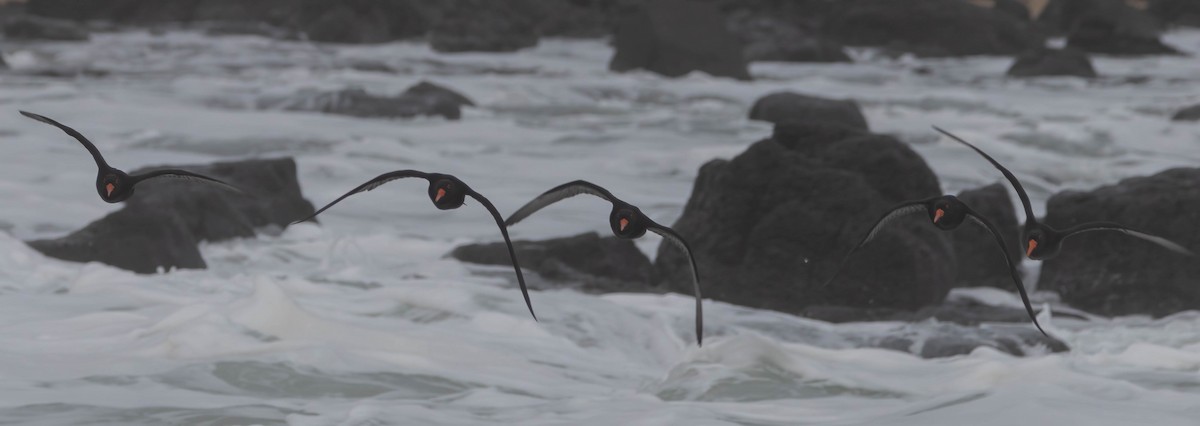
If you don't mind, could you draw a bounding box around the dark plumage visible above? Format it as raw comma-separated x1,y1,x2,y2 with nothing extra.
20,111,243,203
505,180,704,346
935,127,1194,260
292,170,536,320
824,195,1046,336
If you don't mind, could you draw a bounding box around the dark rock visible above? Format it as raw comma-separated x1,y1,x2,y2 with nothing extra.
609,0,751,80
3,15,90,41
994,0,1032,21
727,12,851,63
450,232,653,293
823,0,1044,57
1172,104,1200,121
1007,47,1098,78
430,0,539,52
1039,168,1200,317
1041,0,1162,35
654,123,952,314
261,82,473,120
294,0,428,44
748,92,869,130
1067,14,1180,55
1149,0,1200,28
952,183,1024,289
27,158,314,274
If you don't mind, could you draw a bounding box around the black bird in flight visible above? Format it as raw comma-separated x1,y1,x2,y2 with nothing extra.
292,170,536,320
824,195,1047,336
934,126,1193,260
20,111,243,203
504,180,704,346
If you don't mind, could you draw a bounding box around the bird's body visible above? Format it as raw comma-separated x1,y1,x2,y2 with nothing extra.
292,170,537,320
20,111,243,203
505,180,704,346
825,194,1046,336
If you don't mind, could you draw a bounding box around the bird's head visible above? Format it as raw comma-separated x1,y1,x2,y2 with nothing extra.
98,170,133,203
1024,227,1057,260
930,196,968,230
428,178,466,210
610,208,646,239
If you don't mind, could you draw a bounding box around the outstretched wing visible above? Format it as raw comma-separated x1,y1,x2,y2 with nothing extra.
646,220,703,347
822,201,929,289
20,110,109,169
466,189,537,321
1060,222,1195,256
504,180,619,227
933,126,1037,225
291,170,431,225
965,210,1047,337
129,169,246,195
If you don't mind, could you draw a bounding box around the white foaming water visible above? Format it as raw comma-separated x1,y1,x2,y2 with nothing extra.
0,30,1198,425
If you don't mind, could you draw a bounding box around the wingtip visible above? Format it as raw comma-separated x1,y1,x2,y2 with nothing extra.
19,110,50,123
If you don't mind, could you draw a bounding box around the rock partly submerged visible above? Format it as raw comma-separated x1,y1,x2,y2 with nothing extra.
27,158,314,274
1039,167,1200,317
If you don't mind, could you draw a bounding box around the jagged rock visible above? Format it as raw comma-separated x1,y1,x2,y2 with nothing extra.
260,81,473,120
430,0,539,52
654,123,952,314
609,0,751,80
1007,47,1098,78
1039,168,1200,316
27,158,314,274
727,12,851,63
748,92,868,130
953,183,1024,289
449,232,653,293
1172,104,1200,121
824,0,1044,57
2,15,90,41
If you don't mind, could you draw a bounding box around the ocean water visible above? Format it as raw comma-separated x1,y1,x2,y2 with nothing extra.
0,30,1198,425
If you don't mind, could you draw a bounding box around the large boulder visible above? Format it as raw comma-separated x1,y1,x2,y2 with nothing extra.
27,158,314,274
952,183,1024,289
609,0,751,80
748,92,869,130
654,123,953,315
1006,47,1098,78
2,15,91,41
260,82,473,120
726,12,851,63
823,0,1044,57
1172,104,1200,122
449,232,654,293
429,0,539,52
1038,168,1200,317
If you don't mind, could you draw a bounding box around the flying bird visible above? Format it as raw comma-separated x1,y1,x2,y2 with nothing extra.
504,180,704,346
934,126,1194,260
292,170,536,320
20,111,243,203
823,195,1047,336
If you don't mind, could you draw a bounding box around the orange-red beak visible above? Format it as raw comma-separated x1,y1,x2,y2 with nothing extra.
619,218,629,232
933,208,944,223
435,188,446,202
105,183,115,196
1026,240,1038,257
